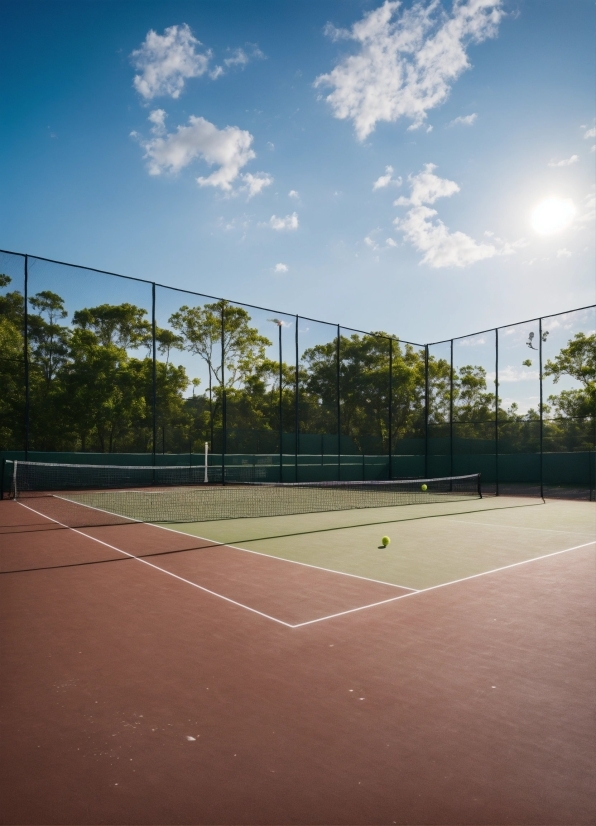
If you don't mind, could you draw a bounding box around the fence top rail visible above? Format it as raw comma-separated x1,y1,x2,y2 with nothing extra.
426,304,596,346
1,248,593,349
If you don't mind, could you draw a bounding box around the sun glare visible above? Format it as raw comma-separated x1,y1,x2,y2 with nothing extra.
531,197,576,236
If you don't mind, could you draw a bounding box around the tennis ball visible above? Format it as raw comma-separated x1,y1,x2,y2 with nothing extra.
381,536,390,547
421,483,428,491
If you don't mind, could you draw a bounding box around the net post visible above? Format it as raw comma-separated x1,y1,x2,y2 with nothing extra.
12,460,18,500
0,458,5,500
477,472,482,499
204,442,209,483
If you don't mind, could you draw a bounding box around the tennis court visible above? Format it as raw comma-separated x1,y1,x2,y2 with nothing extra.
1,470,594,824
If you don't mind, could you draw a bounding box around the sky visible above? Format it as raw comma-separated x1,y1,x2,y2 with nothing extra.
1,0,595,344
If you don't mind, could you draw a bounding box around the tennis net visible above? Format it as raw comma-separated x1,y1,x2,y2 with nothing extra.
2,459,481,527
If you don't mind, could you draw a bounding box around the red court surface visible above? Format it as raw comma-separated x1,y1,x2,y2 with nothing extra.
1,498,595,825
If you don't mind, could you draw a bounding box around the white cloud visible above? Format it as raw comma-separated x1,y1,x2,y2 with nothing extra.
274,263,289,273
314,0,503,140
394,162,510,268
556,248,572,258
386,237,397,247
267,141,275,151
496,367,539,383
288,190,300,200
591,145,596,153
364,235,376,248
138,114,258,191
268,213,299,230
241,172,273,198
448,113,477,126
131,24,211,100
584,127,596,139
457,336,485,346
224,44,265,68
397,205,498,267
547,154,579,167
394,162,459,206
148,108,167,134
373,165,402,190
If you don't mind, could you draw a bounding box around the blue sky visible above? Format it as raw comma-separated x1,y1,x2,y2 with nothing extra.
1,0,594,343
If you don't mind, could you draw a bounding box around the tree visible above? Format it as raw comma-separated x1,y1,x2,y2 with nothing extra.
72,303,152,350
28,291,70,384
544,332,596,420
169,300,272,389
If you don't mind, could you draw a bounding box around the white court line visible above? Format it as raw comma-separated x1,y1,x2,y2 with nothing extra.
53,494,417,591
290,540,596,628
15,501,294,628
20,498,595,630
148,521,418,591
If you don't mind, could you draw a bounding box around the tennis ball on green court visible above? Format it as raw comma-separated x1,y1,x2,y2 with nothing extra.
421,483,428,491
381,536,390,547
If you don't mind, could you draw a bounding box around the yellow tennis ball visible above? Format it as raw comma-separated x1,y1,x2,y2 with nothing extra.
381,536,390,547
421,483,428,491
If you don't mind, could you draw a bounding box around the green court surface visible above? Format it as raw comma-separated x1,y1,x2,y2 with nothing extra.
157,497,595,591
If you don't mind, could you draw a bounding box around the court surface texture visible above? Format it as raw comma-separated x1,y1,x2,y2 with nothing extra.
1,495,594,825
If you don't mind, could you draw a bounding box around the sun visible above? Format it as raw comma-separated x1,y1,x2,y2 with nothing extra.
531,197,576,236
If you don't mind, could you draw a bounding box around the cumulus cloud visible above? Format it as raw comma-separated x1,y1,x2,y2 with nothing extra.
314,0,503,140
241,172,273,198
394,162,459,206
148,108,167,134
448,113,477,126
131,24,211,100
584,127,596,139
288,190,300,199
556,248,572,258
547,154,579,167
137,113,270,193
394,163,510,268
373,165,402,190
274,263,289,273
268,213,299,230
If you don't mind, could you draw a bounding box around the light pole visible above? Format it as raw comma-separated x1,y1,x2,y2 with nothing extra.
268,319,284,482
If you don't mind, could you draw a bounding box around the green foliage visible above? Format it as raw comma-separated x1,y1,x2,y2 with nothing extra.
0,276,593,457
544,332,596,423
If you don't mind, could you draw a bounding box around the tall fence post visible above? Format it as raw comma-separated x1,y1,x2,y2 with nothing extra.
295,315,299,482
336,324,341,481
221,303,226,485
389,338,393,480
278,322,283,482
539,317,544,500
424,344,429,478
24,254,29,458
152,283,157,466
449,339,454,479
495,327,499,496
